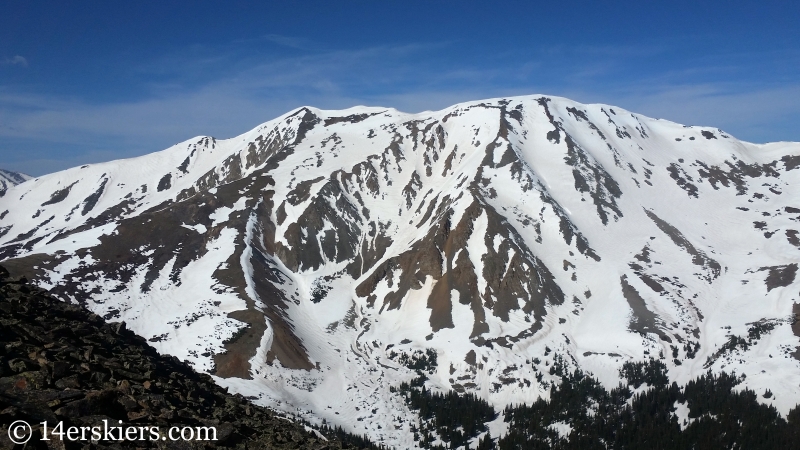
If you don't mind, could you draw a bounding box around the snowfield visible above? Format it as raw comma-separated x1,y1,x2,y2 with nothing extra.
1,94,799,448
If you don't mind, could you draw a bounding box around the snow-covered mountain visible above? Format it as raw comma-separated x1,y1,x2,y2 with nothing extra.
0,168,32,198
1,95,799,447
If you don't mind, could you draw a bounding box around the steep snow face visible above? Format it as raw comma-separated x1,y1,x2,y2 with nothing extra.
0,169,32,198
1,95,800,447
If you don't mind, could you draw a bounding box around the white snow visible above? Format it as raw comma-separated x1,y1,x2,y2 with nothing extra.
1,94,799,448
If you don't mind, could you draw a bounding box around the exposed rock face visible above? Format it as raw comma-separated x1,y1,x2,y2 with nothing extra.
0,169,31,199
0,95,799,447
0,266,372,449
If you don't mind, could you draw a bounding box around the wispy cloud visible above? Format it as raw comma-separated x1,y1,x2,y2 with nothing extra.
606,83,800,142
262,34,313,50
1,40,798,176
1,55,28,67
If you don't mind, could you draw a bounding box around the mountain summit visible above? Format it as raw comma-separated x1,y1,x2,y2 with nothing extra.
1,95,799,447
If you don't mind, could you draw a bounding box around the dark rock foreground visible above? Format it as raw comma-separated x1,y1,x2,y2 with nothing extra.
0,266,372,449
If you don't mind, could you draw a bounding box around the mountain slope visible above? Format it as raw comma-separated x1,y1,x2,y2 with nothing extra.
0,169,32,198
0,95,799,448
0,266,376,449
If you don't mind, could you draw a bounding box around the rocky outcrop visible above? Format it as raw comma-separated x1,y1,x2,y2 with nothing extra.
0,266,375,450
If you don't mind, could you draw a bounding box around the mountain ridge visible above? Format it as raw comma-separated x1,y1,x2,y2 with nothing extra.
0,169,32,199
0,94,799,448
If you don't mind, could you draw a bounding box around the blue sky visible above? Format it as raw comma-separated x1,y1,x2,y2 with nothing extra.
1,1,798,176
